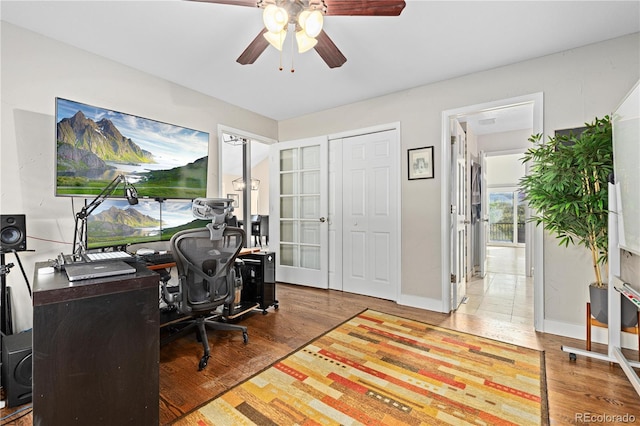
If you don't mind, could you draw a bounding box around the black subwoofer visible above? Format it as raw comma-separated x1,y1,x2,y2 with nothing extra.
1,214,27,252
1,330,33,407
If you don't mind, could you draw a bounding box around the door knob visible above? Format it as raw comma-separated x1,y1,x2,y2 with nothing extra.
319,217,326,222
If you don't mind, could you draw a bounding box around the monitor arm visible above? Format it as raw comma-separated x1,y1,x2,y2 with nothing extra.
72,174,139,255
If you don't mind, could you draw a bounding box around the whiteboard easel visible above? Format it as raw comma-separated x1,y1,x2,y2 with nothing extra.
561,182,640,396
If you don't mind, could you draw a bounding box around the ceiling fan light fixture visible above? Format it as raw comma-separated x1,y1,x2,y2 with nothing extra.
263,4,288,33
295,30,318,53
298,9,323,38
263,29,287,51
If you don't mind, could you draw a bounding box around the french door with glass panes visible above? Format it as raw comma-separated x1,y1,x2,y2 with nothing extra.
269,137,329,288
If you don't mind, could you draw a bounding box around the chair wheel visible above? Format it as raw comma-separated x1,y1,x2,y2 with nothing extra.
243,332,249,344
198,355,210,371
569,353,577,361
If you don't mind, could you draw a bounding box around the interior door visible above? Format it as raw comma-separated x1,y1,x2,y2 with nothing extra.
342,130,400,301
479,150,488,278
451,119,467,310
269,137,329,288
328,140,343,290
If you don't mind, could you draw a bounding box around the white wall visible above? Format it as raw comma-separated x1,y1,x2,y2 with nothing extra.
0,22,278,332
486,154,525,188
477,128,532,153
278,33,640,335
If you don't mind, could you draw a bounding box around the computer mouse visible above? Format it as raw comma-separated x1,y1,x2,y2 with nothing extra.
136,248,155,256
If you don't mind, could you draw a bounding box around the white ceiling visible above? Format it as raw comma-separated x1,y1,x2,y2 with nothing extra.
2,0,639,132
4,1,637,178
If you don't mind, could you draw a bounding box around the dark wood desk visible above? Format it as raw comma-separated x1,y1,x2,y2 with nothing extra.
32,262,160,425
146,247,260,272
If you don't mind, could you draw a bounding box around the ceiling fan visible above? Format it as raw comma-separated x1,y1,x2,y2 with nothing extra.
189,0,406,69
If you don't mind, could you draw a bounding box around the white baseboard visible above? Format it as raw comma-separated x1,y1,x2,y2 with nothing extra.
543,319,639,350
395,295,638,350
396,294,446,313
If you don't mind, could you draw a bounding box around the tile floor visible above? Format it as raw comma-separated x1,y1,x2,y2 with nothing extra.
457,246,534,327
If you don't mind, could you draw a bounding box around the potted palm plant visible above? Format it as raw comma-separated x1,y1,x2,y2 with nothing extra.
519,116,637,327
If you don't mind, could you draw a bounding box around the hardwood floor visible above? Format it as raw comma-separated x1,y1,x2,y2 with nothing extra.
2,283,639,425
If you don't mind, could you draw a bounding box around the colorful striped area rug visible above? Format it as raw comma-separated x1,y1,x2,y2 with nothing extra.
177,309,549,425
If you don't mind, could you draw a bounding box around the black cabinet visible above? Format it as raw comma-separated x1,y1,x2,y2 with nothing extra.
32,262,159,425
240,251,278,314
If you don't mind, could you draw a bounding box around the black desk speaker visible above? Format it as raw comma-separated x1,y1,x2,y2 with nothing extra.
2,330,33,407
1,214,27,252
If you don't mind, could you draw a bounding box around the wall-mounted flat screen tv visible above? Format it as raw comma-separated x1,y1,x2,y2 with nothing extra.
56,98,209,199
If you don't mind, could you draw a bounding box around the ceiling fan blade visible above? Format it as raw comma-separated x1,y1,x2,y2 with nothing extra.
314,30,347,68
187,0,261,7
237,29,270,65
322,0,406,16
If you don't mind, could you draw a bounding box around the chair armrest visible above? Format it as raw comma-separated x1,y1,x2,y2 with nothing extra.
161,275,183,304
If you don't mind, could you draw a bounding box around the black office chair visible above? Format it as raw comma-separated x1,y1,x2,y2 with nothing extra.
251,215,269,247
161,199,248,370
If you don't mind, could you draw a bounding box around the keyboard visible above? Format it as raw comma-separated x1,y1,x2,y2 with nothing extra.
139,252,176,265
58,250,135,271
85,251,134,262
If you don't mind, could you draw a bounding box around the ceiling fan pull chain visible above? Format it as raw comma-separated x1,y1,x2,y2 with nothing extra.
290,28,295,73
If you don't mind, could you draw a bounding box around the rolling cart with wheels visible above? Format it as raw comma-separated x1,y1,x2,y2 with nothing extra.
240,251,279,314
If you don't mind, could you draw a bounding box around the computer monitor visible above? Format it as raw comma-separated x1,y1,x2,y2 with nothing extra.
160,199,209,242
86,199,162,250
86,198,218,250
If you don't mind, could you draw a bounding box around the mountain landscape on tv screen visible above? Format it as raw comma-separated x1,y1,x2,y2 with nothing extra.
86,202,207,248
56,100,208,199
87,206,160,237
57,111,154,168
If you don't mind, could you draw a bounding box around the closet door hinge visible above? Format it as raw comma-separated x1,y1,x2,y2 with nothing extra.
451,135,457,145
451,274,457,283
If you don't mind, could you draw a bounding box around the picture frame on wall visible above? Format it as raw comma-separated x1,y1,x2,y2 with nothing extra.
408,146,434,180
227,193,239,208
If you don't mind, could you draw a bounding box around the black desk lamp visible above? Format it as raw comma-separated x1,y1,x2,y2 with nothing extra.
72,174,139,255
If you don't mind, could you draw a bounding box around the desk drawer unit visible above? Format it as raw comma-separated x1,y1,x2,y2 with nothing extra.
32,262,159,425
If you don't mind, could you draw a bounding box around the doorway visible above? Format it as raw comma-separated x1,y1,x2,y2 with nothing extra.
441,93,544,330
461,245,533,325
488,186,526,246
218,125,275,246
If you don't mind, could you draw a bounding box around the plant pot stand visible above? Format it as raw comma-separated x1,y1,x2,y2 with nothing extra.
586,302,640,361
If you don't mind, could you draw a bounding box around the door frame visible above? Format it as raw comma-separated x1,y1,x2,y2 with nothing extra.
440,93,545,330
450,119,468,310
478,150,488,278
327,122,402,297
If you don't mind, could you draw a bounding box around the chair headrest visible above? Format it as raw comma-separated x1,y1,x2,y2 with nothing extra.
192,198,233,224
